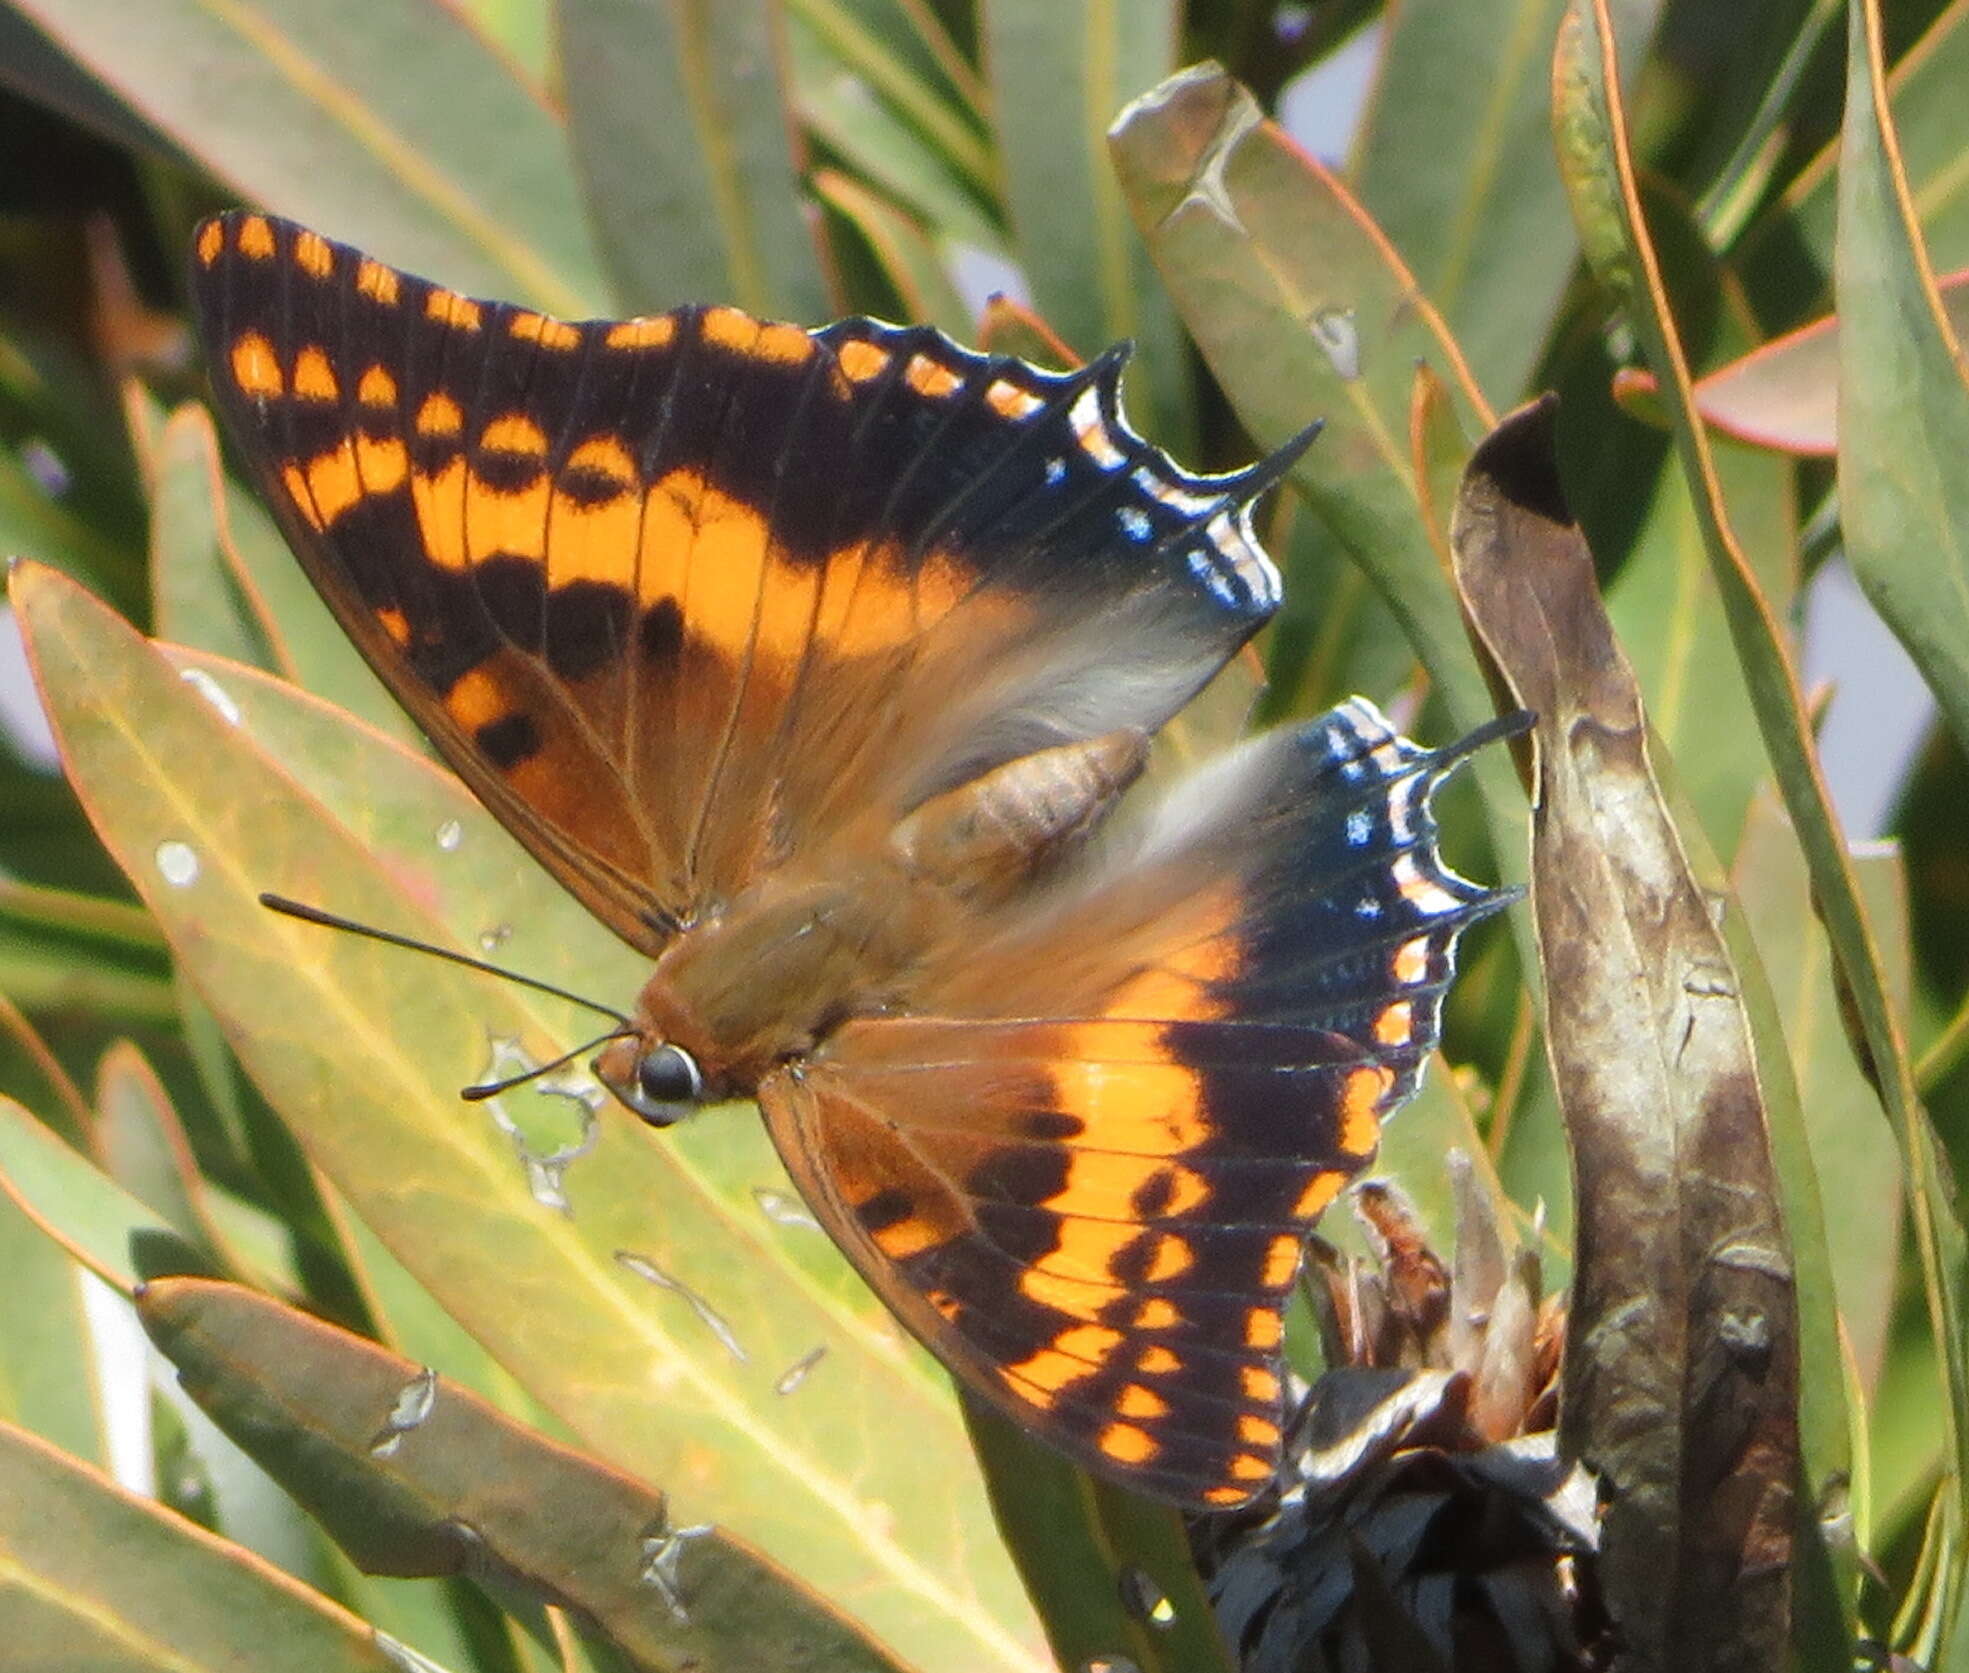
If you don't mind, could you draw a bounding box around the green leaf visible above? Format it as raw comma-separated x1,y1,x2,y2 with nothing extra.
1109,66,1495,740
10,0,610,314
1352,0,1661,404
984,0,1194,448
0,438,133,610
1596,179,1799,859
1835,8,1969,767
0,1091,207,1289
149,405,277,674
0,878,175,1026
556,0,830,319
786,4,1002,254
93,1038,209,1251
1738,1,1969,327
141,1276,912,1673
1555,0,1969,1646
0,1415,408,1672
14,565,1046,1671
0,4,192,164
452,0,553,87
965,1399,1234,1673
813,168,971,335
0,1166,103,1467
1732,793,1904,1400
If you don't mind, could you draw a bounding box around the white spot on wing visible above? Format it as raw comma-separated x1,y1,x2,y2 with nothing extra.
1387,783,1418,843
1068,386,1126,469
1131,463,1217,516
1393,853,1464,915
1186,548,1242,607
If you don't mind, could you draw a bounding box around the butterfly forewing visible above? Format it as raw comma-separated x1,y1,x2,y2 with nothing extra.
192,212,1282,947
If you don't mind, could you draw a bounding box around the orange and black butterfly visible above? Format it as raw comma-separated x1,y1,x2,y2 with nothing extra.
190,211,1516,1509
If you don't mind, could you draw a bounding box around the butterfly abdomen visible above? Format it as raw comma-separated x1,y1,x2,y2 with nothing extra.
888,728,1150,904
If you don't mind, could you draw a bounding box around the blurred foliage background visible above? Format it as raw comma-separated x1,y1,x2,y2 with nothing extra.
0,0,1967,1669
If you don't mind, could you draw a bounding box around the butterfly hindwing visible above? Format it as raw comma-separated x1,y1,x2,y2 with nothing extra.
759,700,1514,1507
191,212,1289,949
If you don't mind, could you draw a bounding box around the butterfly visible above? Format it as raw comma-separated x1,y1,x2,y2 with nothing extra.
190,211,1515,1509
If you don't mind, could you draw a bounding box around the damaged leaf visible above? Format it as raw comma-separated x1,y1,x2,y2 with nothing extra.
1452,397,1799,1669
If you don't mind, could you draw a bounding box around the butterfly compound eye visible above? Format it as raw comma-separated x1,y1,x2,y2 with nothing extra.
625,1043,703,1127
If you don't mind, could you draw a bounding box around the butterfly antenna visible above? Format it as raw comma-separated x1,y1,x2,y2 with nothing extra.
257,893,633,1026
460,1026,634,1102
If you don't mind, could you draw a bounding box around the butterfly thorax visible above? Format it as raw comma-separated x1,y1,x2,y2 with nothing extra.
603,728,1155,1104
621,870,941,1099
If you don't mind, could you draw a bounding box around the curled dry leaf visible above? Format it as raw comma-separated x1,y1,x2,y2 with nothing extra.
1450,396,1799,1671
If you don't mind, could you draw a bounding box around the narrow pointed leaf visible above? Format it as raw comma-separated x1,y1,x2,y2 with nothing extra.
0,1416,403,1672
8,0,609,314
140,1277,911,1673
1836,7,1969,766
13,564,1044,1671
557,0,830,320
985,0,1193,447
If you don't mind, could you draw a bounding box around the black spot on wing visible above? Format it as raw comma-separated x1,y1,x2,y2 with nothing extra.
1024,1110,1082,1142
558,459,631,507
546,580,634,682
1132,1170,1178,1217
470,443,544,494
962,1141,1072,1211
475,711,541,769
403,570,502,697
856,1187,915,1234
640,596,684,662
475,553,548,651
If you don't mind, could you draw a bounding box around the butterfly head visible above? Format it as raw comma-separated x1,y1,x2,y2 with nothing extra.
593,1034,708,1128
